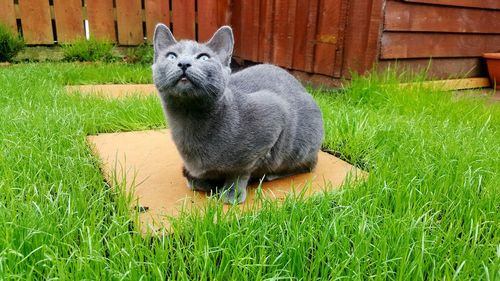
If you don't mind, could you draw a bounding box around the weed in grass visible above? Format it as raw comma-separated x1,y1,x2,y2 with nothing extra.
62,38,117,62
125,44,154,64
0,63,499,279
0,24,25,62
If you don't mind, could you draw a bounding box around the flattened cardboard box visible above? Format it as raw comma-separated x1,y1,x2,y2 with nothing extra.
87,129,366,233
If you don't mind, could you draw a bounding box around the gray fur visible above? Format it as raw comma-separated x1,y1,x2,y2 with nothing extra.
152,24,324,204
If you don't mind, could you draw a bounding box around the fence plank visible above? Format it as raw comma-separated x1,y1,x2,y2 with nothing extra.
313,0,341,75
0,0,17,34
272,0,289,67
239,0,251,59
145,0,170,43
381,32,500,59
402,0,500,10
291,0,310,71
86,0,116,42
385,1,500,34
251,0,261,61
342,0,383,76
304,0,319,72
53,0,84,43
231,0,242,56
198,1,217,42
18,0,53,44
216,0,230,27
283,0,297,68
258,0,273,63
116,0,143,45
171,0,195,40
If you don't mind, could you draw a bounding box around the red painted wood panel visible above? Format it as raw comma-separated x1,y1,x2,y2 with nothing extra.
197,0,229,42
333,0,350,77
0,0,17,34
239,0,256,60
342,0,383,76
171,0,195,40
291,0,310,71
304,0,319,72
231,0,242,56
145,0,170,43
86,0,116,42
313,0,341,76
402,0,500,10
216,0,230,27
381,32,500,59
18,0,53,44
378,57,486,79
116,0,143,45
272,0,289,67
53,0,84,43
198,1,218,42
283,0,297,69
385,1,500,33
257,0,273,63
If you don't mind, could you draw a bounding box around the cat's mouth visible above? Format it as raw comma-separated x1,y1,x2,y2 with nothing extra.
178,73,191,84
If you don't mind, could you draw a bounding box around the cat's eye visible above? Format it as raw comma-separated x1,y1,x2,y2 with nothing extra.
166,52,177,60
197,53,210,61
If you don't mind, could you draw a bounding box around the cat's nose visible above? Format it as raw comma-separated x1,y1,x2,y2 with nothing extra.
177,60,191,71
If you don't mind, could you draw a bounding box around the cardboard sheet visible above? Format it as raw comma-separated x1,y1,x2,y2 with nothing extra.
65,84,156,98
88,130,366,233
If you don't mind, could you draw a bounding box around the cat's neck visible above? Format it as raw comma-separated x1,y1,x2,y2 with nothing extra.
163,89,235,132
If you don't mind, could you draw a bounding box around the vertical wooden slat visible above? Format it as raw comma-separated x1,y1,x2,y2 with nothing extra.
171,0,195,40
239,0,254,60
271,0,289,67
258,0,273,63
116,0,143,45
18,0,53,44
216,0,230,27
291,0,310,71
145,0,170,43
250,0,261,61
284,0,297,68
304,0,319,72
342,0,383,76
198,0,231,42
198,0,218,42
333,0,349,77
53,0,84,43
0,0,17,34
231,0,242,56
86,0,116,42
313,0,341,76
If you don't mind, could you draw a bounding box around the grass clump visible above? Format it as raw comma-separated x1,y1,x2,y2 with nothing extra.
0,24,25,62
62,38,117,62
125,44,154,64
0,63,499,279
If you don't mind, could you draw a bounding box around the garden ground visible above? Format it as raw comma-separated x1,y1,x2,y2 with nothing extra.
0,63,498,279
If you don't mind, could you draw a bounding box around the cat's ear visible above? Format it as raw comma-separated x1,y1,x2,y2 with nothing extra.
153,23,176,63
206,26,234,67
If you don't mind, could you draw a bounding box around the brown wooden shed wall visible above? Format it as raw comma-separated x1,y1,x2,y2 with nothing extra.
379,0,500,78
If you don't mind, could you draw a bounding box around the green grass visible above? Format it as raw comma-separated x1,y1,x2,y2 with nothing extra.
0,63,499,280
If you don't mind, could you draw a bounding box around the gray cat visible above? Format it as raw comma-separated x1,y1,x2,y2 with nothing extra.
152,24,324,204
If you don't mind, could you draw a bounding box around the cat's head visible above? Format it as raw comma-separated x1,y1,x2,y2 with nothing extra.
152,24,233,101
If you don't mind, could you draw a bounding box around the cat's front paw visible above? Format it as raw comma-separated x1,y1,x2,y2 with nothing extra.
221,176,250,204
222,185,247,204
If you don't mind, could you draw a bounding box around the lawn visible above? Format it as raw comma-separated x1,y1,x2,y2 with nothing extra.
0,62,499,280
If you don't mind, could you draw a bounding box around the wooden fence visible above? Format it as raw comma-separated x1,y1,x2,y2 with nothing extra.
7,1,498,80
0,0,384,80
0,0,230,45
